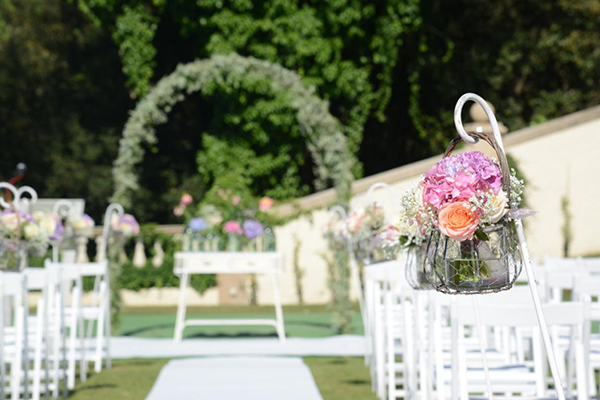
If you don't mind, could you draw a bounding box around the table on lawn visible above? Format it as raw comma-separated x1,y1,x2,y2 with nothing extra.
173,252,286,342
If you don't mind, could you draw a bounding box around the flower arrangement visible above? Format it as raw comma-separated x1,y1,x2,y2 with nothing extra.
32,211,64,243
0,210,50,270
174,189,280,252
67,213,95,238
416,148,527,293
344,204,390,264
112,214,140,237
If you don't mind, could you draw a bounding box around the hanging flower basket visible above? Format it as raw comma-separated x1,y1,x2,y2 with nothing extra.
421,131,524,294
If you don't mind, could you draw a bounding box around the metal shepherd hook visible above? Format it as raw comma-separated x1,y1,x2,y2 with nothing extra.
454,93,566,400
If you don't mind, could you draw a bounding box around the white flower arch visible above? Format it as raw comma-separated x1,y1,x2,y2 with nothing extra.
112,53,354,208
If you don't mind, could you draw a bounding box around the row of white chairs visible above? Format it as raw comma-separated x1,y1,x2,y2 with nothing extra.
0,260,110,399
361,256,600,400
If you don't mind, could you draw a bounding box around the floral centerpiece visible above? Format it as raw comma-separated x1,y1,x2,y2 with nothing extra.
415,145,526,294
174,188,280,252
0,210,50,271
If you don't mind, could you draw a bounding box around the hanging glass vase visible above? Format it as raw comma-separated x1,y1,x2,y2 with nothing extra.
226,234,242,252
423,131,523,295
405,245,431,290
0,242,28,272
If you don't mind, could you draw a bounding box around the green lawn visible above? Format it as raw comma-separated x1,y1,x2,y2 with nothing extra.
68,357,375,400
69,359,167,400
118,305,364,338
68,305,372,399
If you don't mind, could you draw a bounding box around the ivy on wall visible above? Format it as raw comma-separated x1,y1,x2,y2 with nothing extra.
112,53,353,208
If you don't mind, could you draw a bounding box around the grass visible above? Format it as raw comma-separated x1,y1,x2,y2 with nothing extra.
67,306,371,399
304,357,377,400
68,357,375,400
68,359,167,400
117,305,364,338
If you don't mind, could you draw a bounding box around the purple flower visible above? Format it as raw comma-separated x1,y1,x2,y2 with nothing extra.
112,214,140,236
243,220,264,239
50,217,64,242
188,217,207,232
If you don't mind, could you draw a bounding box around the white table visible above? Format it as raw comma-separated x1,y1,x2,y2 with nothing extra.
173,252,286,342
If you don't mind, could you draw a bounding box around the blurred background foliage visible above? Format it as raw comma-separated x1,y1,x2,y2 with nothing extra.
0,0,598,222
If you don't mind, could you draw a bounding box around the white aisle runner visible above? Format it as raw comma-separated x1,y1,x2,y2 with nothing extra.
145,357,323,400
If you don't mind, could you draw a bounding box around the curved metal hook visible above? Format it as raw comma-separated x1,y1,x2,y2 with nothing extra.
99,203,125,261
454,93,505,151
328,205,347,220
16,185,38,212
366,182,399,215
350,194,367,212
0,182,19,209
53,199,75,218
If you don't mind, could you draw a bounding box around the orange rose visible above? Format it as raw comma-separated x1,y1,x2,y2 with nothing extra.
437,201,480,241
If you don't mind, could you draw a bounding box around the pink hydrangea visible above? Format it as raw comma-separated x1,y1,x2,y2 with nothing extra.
422,152,502,209
223,220,243,234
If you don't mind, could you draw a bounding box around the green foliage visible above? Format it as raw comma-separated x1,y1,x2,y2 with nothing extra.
292,234,305,305
112,54,354,209
2,0,600,224
322,239,353,334
0,0,131,221
113,4,158,98
117,225,216,294
72,0,423,178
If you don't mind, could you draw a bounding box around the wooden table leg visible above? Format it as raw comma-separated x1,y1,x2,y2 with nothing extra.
174,273,190,342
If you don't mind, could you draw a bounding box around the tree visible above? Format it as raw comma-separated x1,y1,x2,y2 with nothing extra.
0,0,132,220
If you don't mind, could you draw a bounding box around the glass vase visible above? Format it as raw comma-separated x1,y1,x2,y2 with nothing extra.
0,243,28,272
405,245,431,290
424,222,523,294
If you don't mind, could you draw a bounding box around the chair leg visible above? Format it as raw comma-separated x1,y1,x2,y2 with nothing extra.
95,285,106,373
11,307,23,400
67,296,78,389
32,299,45,400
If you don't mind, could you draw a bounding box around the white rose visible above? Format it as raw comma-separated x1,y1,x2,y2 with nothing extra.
23,223,40,239
39,215,57,235
120,223,134,237
487,190,508,223
32,211,46,221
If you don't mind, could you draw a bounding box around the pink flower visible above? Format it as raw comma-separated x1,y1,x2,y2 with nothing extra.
180,193,193,206
437,202,480,241
173,206,184,217
259,197,274,211
232,195,241,206
422,152,502,210
223,220,243,234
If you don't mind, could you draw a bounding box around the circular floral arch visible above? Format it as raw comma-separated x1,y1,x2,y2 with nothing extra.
112,53,354,208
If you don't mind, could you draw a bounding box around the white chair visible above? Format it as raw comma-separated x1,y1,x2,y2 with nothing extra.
574,275,600,396
452,301,589,399
0,272,29,399
45,260,110,383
